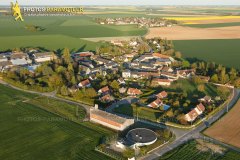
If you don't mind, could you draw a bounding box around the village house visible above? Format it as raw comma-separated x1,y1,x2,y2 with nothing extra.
178,69,195,78
72,51,94,58
0,61,13,71
90,106,134,131
10,52,30,66
94,56,111,65
151,78,171,86
127,88,142,96
161,72,179,81
147,98,163,108
98,86,110,95
199,96,212,103
79,65,91,75
195,75,211,82
0,53,9,62
118,78,126,85
184,103,205,122
161,66,174,73
78,79,91,88
100,94,114,102
105,61,118,69
122,69,131,79
33,52,56,63
156,91,168,99
110,40,124,47
119,87,127,94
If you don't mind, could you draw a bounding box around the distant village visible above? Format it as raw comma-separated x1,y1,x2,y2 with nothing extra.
95,17,178,28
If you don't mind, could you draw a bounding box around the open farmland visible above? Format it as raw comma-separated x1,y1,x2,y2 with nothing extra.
173,39,240,70
204,100,240,148
0,15,146,51
0,84,114,160
145,26,240,40
159,140,240,160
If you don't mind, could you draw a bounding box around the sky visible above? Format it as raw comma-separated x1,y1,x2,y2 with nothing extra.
1,0,240,6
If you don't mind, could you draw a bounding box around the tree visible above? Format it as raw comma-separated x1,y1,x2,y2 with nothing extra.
100,79,108,87
219,67,227,84
48,74,63,88
234,78,240,88
60,85,69,96
211,74,218,83
229,68,237,81
182,60,190,68
174,51,182,59
166,109,174,117
110,80,120,90
192,76,203,84
85,88,97,98
163,129,171,139
217,86,230,100
197,84,205,92
62,48,71,65
123,148,135,158
173,100,180,107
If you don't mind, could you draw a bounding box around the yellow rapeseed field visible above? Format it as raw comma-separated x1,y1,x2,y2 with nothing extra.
165,16,240,21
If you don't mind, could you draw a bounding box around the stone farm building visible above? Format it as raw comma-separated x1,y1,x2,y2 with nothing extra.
90,108,134,131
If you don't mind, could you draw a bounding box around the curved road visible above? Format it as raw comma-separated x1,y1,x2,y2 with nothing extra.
0,79,92,115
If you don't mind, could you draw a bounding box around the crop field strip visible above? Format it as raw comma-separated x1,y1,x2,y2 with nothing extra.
159,140,240,160
0,84,114,160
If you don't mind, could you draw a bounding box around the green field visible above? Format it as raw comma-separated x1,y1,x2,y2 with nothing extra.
174,39,240,69
0,15,147,51
0,84,114,160
183,22,240,28
159,140,240,160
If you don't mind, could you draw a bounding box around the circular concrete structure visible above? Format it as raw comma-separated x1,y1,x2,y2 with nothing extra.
126,128,157,147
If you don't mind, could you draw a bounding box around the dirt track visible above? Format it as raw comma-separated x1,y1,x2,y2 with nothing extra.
145,26,240,40
204,100,240,148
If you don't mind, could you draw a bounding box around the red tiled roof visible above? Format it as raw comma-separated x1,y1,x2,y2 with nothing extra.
152,78,171,83
101,94,111,101
139,72,160,77
152,53,170,59
75,52,93,57
127,88,142,95
99,86,110,93
187,109,199,121
157,91,168,98
80,79,90,86
148,99,162,108
197,103,205,112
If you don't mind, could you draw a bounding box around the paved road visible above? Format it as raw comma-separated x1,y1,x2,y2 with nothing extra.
142,88,240,160
0,79,92,115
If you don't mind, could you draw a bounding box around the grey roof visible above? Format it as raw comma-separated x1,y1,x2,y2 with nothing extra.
126,128,157,144
11,59,28,65
34,52,53,58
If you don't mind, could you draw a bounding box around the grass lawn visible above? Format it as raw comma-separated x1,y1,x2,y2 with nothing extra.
114,104,163,122
0,84,114,160
0,15,146,51
162,79,218,98
174,39,240,70
159,140,240,160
